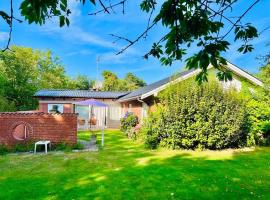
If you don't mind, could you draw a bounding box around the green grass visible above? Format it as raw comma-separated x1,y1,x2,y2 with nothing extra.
0,130,270,200
77,130,99,141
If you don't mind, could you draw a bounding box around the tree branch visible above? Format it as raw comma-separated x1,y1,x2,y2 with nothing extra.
110,34,133,44
98,0,110,14
2,0,13,52
89,0,128,15
114,22,157,55
221,0,260,40
144,7,154,39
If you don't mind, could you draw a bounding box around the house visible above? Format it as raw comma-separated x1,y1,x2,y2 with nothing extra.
34,62,263,129
34,91,128,129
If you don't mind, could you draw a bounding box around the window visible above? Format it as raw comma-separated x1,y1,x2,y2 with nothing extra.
75,105,90,120
48,104,64,113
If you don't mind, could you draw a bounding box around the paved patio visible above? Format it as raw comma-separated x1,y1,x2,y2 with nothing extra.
77,135,98,151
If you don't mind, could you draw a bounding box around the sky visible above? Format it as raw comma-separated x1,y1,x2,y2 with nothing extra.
0,0,269,84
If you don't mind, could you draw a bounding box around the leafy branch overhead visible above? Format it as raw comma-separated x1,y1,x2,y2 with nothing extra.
0,0,264,83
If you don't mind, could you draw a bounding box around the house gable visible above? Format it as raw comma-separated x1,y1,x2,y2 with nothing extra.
138,62,263,100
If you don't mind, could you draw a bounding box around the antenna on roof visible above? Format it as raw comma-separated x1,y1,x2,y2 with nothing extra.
96,55,100,82
93,55,102,91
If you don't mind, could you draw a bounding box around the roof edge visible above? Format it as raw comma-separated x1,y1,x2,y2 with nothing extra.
141,69,200,100
140,62,264,100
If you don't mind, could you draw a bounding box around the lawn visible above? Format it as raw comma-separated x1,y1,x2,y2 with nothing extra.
0,130,270,200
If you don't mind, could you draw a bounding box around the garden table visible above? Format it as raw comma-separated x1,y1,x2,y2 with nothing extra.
34,140,51,154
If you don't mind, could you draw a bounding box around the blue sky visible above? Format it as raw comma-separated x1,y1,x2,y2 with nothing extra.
0,0,269,84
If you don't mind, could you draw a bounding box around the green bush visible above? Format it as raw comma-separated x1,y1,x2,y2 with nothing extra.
73,142,84,150
13,143,34,152
0,143,35,155
140,108,163,149
0,145,9,155
53,142,84,151
141,80,249,150
246,98,270,146
0,96,16,112
53,143,73,151
120,112,138,133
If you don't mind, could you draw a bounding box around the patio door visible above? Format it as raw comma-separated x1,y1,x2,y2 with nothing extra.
75,105,90,130
92,106,106,128
75,103,122,129
106,103,122,128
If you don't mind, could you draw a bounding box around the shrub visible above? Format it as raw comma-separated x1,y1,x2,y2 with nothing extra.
141,80,249,150
120,112,138,134
0,145,9,155
54,143,73,151
140,108,164,149
0,96,16,112
125,124,141,140
13,143,34,152
73,142,84,150
246,98,270,146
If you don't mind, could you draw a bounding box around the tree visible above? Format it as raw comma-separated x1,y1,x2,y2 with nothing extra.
0,45,92,111
258,63,270,87
102,70,122,91
1,0,264,83
0,46,39,110
0,63,16,111
37,50,74,89
72,75,94,90
124,72,146,90
37,51,94,90
101,70,146,91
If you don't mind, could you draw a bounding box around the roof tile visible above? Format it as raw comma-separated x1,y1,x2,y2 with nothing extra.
118,69,195,101
34,90,129,99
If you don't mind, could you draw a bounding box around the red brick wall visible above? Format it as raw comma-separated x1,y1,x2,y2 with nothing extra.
0,113,77,147
64,104,73,113
39,103,48,113
122,101,142,120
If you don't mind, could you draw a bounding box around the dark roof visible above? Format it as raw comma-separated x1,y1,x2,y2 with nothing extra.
34,62,264,102
118,69,196,101
34,89,129,99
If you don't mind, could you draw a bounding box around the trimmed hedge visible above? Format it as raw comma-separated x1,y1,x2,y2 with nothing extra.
141,80,249,150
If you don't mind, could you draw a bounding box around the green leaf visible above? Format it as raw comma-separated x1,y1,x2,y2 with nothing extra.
61,0,67,7
217,70,233,81
89,0,96,5
65,17,70,26
59,16,65,27
237,44,254,54
0,11,11,25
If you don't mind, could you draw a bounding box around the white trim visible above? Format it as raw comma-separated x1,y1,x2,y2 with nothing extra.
141,69,200,99
117,96,139,103
226,62,263,87
39,100,76,104
140,62,263,100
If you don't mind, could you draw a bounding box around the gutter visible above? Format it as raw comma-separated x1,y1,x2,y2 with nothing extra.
117,96,139,102
137,97,147,105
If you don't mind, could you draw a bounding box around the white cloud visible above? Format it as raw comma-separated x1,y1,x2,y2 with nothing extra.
35,0,119,49
39,21,118,49
31,0,164,63
227,35,269,62
0,32,8,42
68,0,82,21
66,49,93,56
100,52,135,64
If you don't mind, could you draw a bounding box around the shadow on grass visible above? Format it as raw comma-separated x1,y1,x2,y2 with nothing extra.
0,130,269,200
